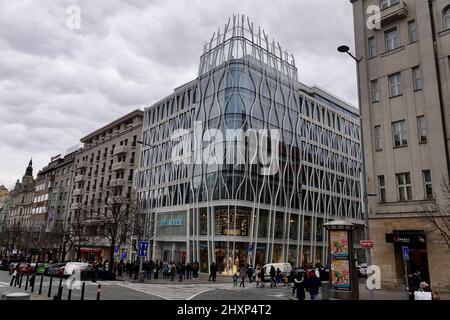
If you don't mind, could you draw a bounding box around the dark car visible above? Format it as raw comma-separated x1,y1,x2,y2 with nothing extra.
44,263,66,277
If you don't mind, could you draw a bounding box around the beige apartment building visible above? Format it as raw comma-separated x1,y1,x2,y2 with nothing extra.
68,109,143,262
351,0,450,290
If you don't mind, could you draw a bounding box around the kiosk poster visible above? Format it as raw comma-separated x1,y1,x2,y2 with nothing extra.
331,259,351,290
330,230,349,259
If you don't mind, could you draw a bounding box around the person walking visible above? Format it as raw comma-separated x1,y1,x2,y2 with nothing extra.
92,261,99,283
178,263,185,282
233,272,238,287
247,265,253,283
170,262,176,282
185,262,191,280
255,265,262,288
276,267,282,285
133,261,139,280
305,270,321,300
270,265,276,288
209,262,217,281
239,264,247,287
294,269,306,300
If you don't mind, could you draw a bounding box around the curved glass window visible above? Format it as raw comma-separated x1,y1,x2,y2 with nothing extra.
445,7,450,30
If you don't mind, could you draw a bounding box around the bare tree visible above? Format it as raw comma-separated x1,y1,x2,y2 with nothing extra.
92,193,136,272
420,178,450,251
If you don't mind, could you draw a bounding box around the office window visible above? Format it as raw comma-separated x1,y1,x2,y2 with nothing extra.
423,170,433,199
388,72,403,97
417,116,427,143
374,125,383,150
412,65,422,91
381,0,399,10
444,7,450,30
408,20,418,43
368,37,377,58
378,175,386,202
396,172,412,201
392,120,408,147
385,28,399,51
371,79,380,102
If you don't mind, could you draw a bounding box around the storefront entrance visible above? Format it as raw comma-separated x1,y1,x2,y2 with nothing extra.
386,230,430,284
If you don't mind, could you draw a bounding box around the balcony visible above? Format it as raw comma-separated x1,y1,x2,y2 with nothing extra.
74,175,85,183
76,161,88,169
376,0,408,28
72,188,82,196
113,146,128,156
110,178,126,187
112,162,127,171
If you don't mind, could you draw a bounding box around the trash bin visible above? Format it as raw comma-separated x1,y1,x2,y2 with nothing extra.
321,281,330,300
3,293,31,300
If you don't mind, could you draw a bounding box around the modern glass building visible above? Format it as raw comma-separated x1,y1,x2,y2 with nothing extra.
135,15,363,274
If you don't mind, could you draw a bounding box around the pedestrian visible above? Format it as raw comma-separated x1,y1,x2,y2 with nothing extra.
118,260,124,277
134,261,139,280
276,268,282,285
193,261,199,279
233,272,238,287
305,270,321,300
92,261,98,283
260,265,265,285
239,264,247,287
185,262,190,280
209,262,217,281
255,265,262,288
270,265,276,287
294,269,306,300
247,265,253,283
170,262,176,281
178,263,185,282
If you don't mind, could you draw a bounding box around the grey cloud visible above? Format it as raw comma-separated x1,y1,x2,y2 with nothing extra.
0,0,357,187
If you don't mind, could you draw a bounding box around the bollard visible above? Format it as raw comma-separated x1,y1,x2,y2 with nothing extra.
19,274,23,288
25,274,29,290
47,276,53,298
38,275,44,295
14,275,17,287
10,275,14,286
80,282,85,300
30,275,35,293
68,288,72,300
96,283,101,300
57,284,63,300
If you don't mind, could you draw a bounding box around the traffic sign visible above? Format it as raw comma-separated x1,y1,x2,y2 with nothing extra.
138,241,148,257
360,240,374,249
248,244,253,252
402,246,409,261
121,249,127,260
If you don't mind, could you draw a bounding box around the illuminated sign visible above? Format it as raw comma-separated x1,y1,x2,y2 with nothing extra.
160,219,183,226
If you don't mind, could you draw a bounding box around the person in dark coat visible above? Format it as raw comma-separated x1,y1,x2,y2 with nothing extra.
270,265,276,287
294,270,306,300
209,262,217,281
305,271,321,300
247,265,253,283
133,261,139,280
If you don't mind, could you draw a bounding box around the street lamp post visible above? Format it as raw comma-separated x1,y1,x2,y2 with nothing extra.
337,45,374,298
136,140,157,282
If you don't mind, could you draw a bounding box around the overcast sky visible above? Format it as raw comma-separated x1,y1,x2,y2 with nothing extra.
0,0,357,189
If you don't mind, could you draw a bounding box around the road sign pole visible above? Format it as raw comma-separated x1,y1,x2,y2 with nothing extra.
402,246,410,300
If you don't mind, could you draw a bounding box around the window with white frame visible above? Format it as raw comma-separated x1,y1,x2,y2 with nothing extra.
396,172,412,201
378,175,386,202
417,115,427,143
371,79,380,102
423,170,433,199
374,125,383,150
368,37,377,58
381,0,400,10
445,7,450,30
408,20,418,43
388,72,403,97
392,120,408,147
385,28,399,51
412,65,422,91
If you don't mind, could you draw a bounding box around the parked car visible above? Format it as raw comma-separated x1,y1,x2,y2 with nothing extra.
17,262,32,274
35,263,48,275
357,263,368,277
44,263,66,277
2,259,22,271
263,263,293,281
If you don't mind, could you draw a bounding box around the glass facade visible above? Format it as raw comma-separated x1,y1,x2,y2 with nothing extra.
136,15,363,273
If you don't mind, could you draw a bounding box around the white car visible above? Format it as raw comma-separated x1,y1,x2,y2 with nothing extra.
263,263,292,280
63,262,92,277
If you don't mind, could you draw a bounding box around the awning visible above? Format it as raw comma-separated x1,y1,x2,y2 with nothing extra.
79,247,103,253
